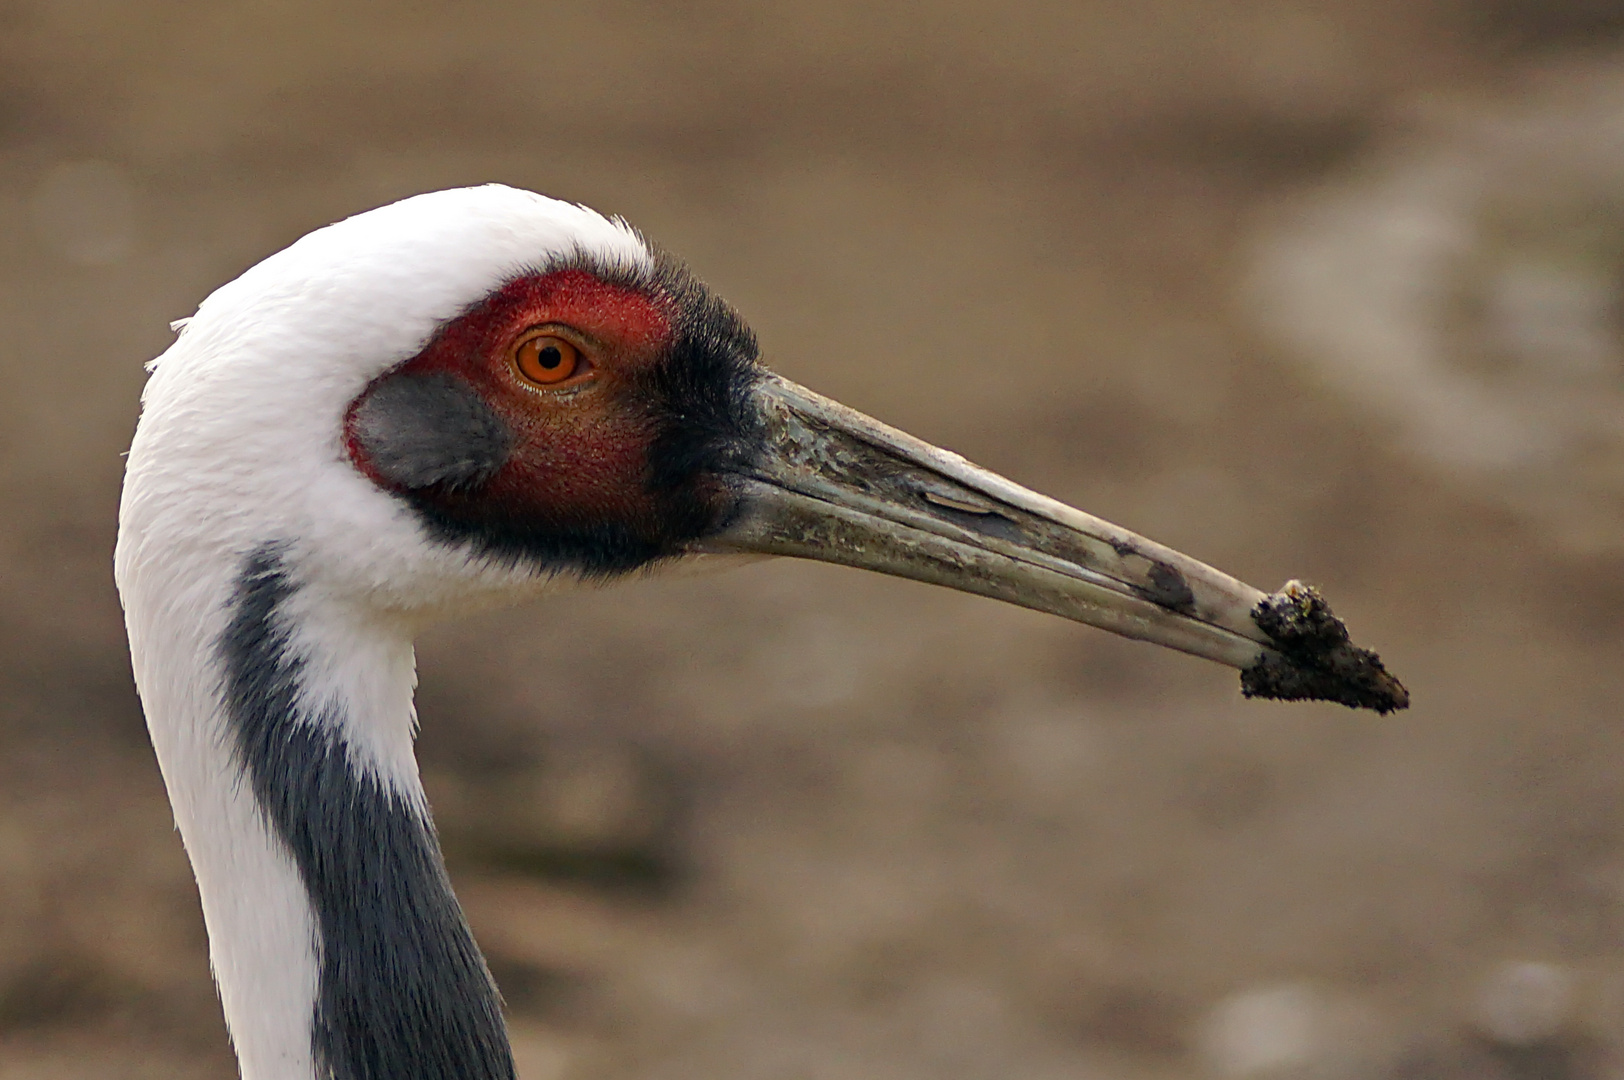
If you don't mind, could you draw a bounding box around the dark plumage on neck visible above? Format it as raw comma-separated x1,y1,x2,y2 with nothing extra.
220,546,513,1080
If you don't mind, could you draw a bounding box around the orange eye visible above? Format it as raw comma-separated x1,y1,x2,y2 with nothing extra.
512,333,585,386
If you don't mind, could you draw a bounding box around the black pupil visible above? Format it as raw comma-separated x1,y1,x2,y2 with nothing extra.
538,345,563,369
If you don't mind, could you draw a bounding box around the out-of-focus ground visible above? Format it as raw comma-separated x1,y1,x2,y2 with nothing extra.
4,2,1624,1077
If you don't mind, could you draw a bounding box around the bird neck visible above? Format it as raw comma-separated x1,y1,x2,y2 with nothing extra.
124,543,514,1080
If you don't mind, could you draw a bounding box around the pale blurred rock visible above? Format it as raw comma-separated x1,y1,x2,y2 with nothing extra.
1202,983,1325,1077
1198,983,1397,1080
1470,960,1576,1046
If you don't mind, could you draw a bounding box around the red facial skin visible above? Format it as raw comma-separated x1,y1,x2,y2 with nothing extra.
346,268,684,541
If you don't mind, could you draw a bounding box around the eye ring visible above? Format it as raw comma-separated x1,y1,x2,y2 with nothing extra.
511,330,591,388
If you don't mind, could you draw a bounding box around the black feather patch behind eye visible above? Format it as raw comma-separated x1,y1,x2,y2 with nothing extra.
639,248,765,496
352,373,512,491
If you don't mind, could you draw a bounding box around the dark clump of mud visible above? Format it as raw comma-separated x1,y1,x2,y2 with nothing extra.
1241,580,1411,713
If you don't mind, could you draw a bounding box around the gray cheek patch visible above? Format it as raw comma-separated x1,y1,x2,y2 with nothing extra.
352,373,512,491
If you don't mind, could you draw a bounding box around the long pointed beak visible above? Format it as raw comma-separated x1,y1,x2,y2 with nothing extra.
698,374,1408,713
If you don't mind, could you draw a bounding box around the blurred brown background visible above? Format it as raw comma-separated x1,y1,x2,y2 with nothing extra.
5,1,1624,1077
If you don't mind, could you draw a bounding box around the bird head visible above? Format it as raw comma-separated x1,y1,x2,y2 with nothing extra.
122,184,1403,709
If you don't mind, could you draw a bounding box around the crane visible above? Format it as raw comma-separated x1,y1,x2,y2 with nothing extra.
114,185,1405,1080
